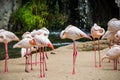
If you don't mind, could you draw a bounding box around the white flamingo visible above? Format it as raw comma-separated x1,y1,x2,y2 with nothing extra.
0,29,19,72
33,34,54,78
60,25,91,74
13,38,36,72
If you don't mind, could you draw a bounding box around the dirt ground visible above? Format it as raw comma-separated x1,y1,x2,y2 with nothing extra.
0,41,120,80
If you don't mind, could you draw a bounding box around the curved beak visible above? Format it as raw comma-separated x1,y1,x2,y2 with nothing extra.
47,43,54,50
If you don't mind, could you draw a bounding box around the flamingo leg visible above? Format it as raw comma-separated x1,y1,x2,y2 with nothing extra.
98,39,101,67
40,48,43,78
108,40,112,63
44,47,48,71
114,59,117,70
118,59,119,63
72,41,77,75
4,43,8,73
25,48,30,72
42,47,45,77
30,48,33,70
93,39,97,67
45,47,48,59
35,48,38,66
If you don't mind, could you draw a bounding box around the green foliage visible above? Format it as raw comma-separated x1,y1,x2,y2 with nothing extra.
11,0,68,32
11,1,49,31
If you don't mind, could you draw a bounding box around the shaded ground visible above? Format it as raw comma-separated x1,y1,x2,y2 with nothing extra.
0,40,120,80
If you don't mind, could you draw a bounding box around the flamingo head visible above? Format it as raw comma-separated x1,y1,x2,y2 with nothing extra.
101,55,109,62
60,30,66,39
115,31,120,40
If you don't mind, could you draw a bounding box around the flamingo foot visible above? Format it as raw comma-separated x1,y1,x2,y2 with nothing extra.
45,68,48,71
72,69,75,75
25,69,30,73
94,65,97,68
4,69,8,73
39,75,43,78
31,68,33,70
43,74,45,77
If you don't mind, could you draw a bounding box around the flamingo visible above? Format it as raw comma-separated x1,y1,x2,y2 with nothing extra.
22,31,35,70
13,37,36,72
102,18,120,48
102,31,115,48
0,29,19,72
91,23,105,67
33,34,54,78
102,18,120,63
101,44,120,70
37,27,50,59
60,25,91,74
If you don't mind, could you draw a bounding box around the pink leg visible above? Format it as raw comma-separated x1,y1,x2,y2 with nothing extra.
45,47,48,59
25,48,30,72
114,59,117,70
108,40,112,63
30,48,33,70
35,48,38,66
42,47,45,77
44,47,48,71
72,41,77,75
98,39,101,67
40,48,43,78
117,58,119,63
4,43,8,73
94,39,97,67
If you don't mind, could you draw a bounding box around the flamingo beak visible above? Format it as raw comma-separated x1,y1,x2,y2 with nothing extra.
29,39,36,45
47,43,54,50
85,35,92,40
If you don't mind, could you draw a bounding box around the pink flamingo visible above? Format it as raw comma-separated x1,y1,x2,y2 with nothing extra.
101,44,120,70
60,25,91,74
13,38,36,72
33,34,54,78
91,23,105,67
102,18,120,63
37,27,50,59
0,29,19,72
102,18,120,48
22,31,35,70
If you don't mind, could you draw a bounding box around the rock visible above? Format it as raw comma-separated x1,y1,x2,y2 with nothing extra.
0,0,22,30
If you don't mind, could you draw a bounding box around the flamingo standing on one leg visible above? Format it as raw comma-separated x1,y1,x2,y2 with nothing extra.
91,23,105,67
0,29,19,73
33,34,54,78
60,25,91,74
13,37,36,72
101,44,120,70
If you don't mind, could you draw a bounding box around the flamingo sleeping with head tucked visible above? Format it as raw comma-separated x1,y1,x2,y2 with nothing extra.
91,23,105,68
13,37,36,72
0,29,19,72
33,34,54,78
60,25,91,74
